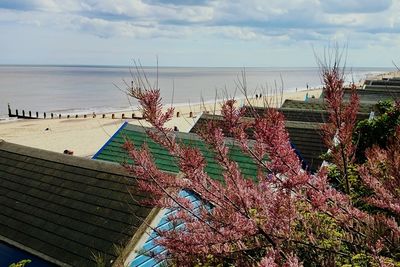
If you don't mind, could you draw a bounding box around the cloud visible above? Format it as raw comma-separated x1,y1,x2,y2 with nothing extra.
143,0,211,6
0,0,80,12
68,16,193,39
320,0,392,14
0,0,36,11
1,0,399,47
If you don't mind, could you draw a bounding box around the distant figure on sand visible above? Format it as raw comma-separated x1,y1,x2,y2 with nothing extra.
63,149,74,155
306,83,309,90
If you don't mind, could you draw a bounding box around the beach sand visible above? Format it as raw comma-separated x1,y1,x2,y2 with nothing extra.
0,88,321,157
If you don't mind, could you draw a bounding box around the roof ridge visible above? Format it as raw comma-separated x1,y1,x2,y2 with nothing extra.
0,141,130,177
123,122,253,146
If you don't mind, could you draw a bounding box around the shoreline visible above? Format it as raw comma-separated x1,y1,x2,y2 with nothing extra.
0,87,321,157
0,68,394,157
0,66,388,120
1,86,323,122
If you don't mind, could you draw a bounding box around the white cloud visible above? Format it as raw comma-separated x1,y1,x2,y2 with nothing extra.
1,0,400,66
320,0,392,14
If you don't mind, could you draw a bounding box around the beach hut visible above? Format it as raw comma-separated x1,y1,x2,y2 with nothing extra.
0,140,154,267
189,113,328,173
243,100,372,122
92,123,261,266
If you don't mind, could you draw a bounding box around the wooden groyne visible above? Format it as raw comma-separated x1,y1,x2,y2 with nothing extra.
7,103,200,121
8,104,39,119
7,104,145,120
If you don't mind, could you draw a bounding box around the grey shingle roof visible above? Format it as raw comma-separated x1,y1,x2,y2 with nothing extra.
368,79,400,87
243,103,370,123
280,99,376,114
0,140,153,267
284,121,326,172
364,85,400,91
343,88,400,103
190,114,327,172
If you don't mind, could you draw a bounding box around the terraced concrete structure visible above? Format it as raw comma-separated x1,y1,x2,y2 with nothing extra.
0,140,153,267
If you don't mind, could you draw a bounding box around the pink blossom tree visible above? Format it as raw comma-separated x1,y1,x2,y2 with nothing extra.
123,64,399,266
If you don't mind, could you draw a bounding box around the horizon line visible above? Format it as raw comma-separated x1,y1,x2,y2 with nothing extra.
0,63,396,69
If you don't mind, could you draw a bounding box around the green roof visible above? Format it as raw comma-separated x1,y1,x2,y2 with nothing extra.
94,123,261,182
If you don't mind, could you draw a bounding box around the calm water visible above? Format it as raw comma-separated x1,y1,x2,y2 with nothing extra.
0,65,393,119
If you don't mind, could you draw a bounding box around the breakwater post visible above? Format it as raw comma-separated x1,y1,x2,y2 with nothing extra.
7,104,144,120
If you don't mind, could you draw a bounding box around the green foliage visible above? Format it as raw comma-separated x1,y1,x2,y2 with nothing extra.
340,253,400,267
193,255,227,267
91,252,106,267
8,259,31,267
294,202,348,267
354,100,400,162
327,165,373,210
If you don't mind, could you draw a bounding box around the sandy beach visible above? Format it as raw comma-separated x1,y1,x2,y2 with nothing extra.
0,87,321,157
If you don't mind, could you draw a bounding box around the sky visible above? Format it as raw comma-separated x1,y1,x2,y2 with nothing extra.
0,0,399,67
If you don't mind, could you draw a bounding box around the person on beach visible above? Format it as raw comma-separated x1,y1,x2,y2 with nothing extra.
63,149,73,155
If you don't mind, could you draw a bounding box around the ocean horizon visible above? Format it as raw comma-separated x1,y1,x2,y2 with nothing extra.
0,65,394,120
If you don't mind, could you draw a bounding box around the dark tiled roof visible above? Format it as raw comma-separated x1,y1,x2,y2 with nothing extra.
189,114,327,173
243,104,370,123
284,121,326,172
369,80,400,86
364,85,400,91
94,124,260,182
0,141,153,267
343,88,400,103
280,99,376,114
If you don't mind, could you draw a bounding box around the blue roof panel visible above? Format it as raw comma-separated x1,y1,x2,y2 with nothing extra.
129,190,202,267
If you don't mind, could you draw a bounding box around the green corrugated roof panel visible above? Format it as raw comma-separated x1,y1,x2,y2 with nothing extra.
94,124,262,182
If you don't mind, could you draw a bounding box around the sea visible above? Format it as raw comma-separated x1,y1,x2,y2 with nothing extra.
0,65,394,121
